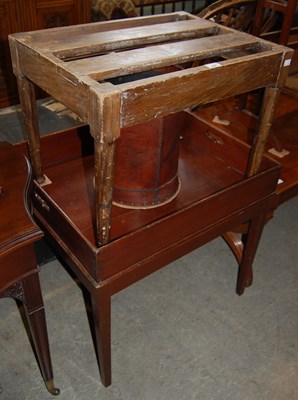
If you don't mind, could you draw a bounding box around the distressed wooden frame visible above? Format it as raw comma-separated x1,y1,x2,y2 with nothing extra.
9,12,293,245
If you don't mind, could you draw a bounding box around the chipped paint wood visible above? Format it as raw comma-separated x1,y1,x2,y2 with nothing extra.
247,86,281,177
9,12,293,246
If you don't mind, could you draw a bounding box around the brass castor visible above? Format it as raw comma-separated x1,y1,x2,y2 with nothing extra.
46,380,60,396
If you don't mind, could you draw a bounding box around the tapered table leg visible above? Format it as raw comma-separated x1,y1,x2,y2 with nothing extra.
91,284,112,387
236,212,268,295
22,273,60,395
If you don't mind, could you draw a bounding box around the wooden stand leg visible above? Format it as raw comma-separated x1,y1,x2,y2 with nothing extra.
16,75,44,184
94,140,116,246
90,90,120,246
22,273,60,395
90,284,112,387
236,212,267,295
246,86,280,177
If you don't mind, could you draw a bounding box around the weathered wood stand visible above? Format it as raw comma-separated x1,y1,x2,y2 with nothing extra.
9,13,292,388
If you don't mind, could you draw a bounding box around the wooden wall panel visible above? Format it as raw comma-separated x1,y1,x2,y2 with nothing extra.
0,0,91,107
0,1,19,107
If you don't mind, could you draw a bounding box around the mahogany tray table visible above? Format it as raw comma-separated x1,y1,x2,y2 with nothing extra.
9,12,291,388
0,142,59,395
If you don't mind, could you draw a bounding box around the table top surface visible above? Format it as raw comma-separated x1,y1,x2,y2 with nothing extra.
31,113,280,282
